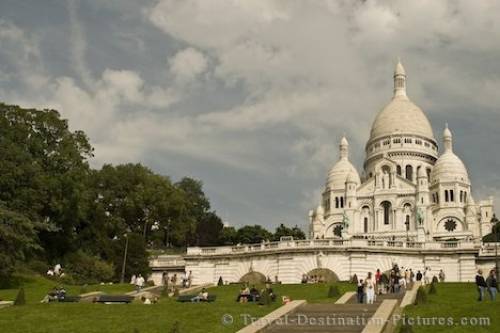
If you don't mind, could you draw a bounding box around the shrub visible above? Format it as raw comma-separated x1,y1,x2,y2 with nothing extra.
218,276,224,286
414,286,427,305
428,282,437,295
259,290,271,305
65,251,114,284
14,288,26,306
169,321,180,333
351,274,358,284
27,260,50,275
328,285,341,298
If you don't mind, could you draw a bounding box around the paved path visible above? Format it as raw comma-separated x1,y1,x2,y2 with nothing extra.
261,289,406,333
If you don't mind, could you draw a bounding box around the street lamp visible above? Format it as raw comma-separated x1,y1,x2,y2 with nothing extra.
120,233,130,284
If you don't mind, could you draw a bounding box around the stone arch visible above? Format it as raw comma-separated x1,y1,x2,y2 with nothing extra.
326,222,343,238
306,268,339,283
239,271,266,285
437,216,465,233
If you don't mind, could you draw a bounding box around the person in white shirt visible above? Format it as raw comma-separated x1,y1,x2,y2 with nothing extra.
365,272,375,304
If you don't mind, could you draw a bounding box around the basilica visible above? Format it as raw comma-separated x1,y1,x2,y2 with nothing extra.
309,61,495,242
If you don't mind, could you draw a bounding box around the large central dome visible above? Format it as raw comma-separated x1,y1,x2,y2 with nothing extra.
369,61,435,142
370,96,435,140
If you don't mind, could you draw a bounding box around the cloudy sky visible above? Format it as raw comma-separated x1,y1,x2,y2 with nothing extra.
1,0,500,231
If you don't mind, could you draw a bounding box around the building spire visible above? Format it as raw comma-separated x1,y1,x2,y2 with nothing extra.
339,135,349,160
443,123,453,152
393,58,407,98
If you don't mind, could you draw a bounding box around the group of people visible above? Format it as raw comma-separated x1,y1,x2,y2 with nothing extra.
236,284,276,303
356,265,446,304
46,264,65,278
41,286,67,303
301,274,326,284
130,274,146,291
475,269,497,301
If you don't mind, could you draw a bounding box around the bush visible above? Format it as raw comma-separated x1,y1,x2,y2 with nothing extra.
27,260,50,275
65,251,115,285
351,274,358,284
259,290,271,305
414,286,427,305
428,282,437,295
328,285,341,298
14,288,26,306
218,276,224,286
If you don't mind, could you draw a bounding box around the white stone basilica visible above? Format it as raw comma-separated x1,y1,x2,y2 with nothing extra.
151,61,499,285
309,60,494,242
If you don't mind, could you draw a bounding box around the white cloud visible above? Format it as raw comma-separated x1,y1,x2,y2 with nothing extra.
169,47,208,82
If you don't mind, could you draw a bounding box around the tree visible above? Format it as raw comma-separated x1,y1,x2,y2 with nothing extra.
235,225,273,244
0,206,42,286
273,224,305,241
219,226,237,245
196,212,224,246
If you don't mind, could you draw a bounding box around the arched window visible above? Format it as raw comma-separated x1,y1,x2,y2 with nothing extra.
405,165,413,181
459,191,463,202
426,168,431,182
405,214,410,230
364,217,368,233
464,192,467,203
450,190,454,202
444,190,449,202
381,201,392,225
340,197,344,208
335,197,339,208
396,165,402,176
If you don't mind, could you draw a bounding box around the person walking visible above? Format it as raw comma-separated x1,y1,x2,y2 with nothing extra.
416,270,423,282
439,269,445,282
357,279,365,304
365,272,375,304
486,270,498,301
475,270,487,301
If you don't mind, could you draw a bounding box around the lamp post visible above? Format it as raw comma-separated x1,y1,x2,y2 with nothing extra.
120,233,129,284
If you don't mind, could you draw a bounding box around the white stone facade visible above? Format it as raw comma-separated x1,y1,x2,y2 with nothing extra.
309,60,494,242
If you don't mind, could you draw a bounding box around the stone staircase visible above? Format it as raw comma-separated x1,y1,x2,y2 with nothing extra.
261,291,404,333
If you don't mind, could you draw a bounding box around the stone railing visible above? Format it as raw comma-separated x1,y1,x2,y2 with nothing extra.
149,255,185,268
185,238,481,256
478,243,500,256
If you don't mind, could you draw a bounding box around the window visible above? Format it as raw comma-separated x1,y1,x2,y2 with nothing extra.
381,201,391,225
426,168,431,182
424,142,430,147
415,139,422,145
397,165,402,176
405,165,413,181
405,215,410,230
436,193,440,204
393,138,401,144
324,198,330,211
445,190,449,202
450,190,454,202
340,197,344,208
364,217,368,233
383,139,390,145
459,191,463,203
335,197,339,208
404,138,412,144
464,192,467,203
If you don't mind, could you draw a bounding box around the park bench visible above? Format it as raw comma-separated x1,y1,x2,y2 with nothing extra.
95,295,135,304
176,295,216,302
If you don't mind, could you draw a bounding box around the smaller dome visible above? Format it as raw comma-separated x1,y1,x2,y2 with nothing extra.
431,151,470,184
346,170,358,183
327,159,360,189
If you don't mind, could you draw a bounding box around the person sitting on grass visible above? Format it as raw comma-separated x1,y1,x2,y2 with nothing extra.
264,284,276,302
486,270,498,301
191,288,209,302
249,285,260,302
476,269,488,301
238,286,250,303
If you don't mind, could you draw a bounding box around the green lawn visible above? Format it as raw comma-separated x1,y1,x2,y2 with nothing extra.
0,277,354,333
403,283,500,333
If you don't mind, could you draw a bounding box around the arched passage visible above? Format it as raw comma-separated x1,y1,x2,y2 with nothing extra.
306,268,339,283
239,271,266,285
